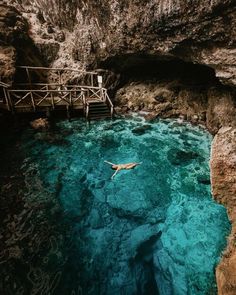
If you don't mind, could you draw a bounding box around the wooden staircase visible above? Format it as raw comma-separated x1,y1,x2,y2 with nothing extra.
87,101,112,120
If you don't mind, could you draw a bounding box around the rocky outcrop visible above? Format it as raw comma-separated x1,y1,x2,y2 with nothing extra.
30,118,49,130
211,127,236,295
115,81,236,134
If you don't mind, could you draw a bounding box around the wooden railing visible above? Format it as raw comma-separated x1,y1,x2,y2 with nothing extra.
0,83,114,117
7,87,86,110
17,66,99,87
0,66,114,118
104,90,114,117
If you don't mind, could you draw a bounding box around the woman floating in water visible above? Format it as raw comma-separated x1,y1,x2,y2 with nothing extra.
104,160,142,179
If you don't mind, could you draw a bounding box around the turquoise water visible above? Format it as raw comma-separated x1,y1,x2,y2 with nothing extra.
19,116,229,295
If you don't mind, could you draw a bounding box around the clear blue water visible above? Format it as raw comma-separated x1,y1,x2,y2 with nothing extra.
20,115,230,295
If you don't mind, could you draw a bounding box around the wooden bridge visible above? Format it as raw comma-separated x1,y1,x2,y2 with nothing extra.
0,66,114,120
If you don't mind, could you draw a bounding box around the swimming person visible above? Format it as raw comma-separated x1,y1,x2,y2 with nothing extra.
104,160,142,179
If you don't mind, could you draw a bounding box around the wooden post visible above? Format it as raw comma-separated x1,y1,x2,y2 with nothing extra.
7,90,15,113
51,91,55,109
86,103,89,120
69,91,72,107
30,91,36,111
3,88,10,111
66,105,71,120
81,89,86,114
58,71,62,87
26,67,32,88
111,105,114,118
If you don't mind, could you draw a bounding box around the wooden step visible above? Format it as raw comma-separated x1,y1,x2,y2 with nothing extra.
89,108,109,112
89,115,111,120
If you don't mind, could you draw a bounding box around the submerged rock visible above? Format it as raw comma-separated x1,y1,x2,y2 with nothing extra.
132,124,152,135
197,175,211,185
30,118,49,130
167,148,199,166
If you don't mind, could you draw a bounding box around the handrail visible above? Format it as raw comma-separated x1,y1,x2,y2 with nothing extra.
17,66,97,75
8,85,107,92
104,91,114,118
8,89,85,93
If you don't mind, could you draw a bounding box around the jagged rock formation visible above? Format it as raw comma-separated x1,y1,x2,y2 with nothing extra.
114,81,236,134
6,0,236,87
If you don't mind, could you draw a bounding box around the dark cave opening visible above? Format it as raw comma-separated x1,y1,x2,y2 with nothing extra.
99,53,220,88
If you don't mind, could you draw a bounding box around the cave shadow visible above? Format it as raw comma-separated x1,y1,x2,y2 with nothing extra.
99,53,220,91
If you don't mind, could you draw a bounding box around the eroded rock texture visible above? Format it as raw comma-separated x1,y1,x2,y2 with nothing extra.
211,127,236,295
115,81,236,134
0,5,43,83
0,5,27,83
6,0,236,86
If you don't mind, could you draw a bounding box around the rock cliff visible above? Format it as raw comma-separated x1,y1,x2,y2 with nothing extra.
211,127,236,295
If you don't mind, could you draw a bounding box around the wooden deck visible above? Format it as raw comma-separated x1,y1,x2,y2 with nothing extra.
0,66,114,119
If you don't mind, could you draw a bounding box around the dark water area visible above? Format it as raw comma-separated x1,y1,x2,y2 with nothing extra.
0,115,230,295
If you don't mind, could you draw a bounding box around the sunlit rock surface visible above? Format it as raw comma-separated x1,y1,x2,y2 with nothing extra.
0,117,229,295
211,127,236,295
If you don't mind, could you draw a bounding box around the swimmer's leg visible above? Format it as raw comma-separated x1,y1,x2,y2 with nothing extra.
111,168,120,179
104,160,116,166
